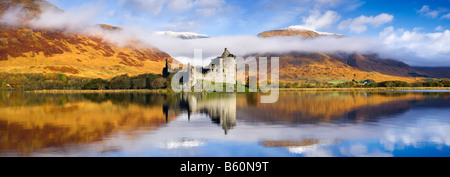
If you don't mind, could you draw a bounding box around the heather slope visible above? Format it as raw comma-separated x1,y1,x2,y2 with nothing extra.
255,52,422,83
0,0,176,79
0,26,175,79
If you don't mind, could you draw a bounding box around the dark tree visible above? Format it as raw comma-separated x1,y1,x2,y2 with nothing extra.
82,78,109,90
110,75,131,90
150,77,166,89
132,78,147,89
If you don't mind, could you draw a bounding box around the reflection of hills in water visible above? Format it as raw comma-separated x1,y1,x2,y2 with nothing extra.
1,91,449,156
237,92,450,124
248,92,450,152
0,92,175,155
164,93,237,135
0,92,237,155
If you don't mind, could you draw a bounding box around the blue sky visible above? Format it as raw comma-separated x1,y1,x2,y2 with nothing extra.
47,0,450,36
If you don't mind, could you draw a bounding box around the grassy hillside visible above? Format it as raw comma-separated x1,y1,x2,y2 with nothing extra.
0,26,175,79
255,52,423,83
0,0,177,79
338,53,428,77
0,0,61,24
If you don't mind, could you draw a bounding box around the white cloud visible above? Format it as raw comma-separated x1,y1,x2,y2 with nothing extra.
296,10,341,30
338,13,394,33
118,0,165,16
435,25,444,31
417,5,450,20
0,2,101,32
379,26,450,66
117,0,228,32
418,5,442,18
442,13,450,19
28,3,101,32
0,5,25,26
160,20,201,32
119,0,225,16
166,0,225,15
291,0,362,10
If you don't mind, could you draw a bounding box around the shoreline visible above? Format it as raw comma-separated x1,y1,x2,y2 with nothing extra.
25,89,168,94
278,87,450,91
20,87,450,94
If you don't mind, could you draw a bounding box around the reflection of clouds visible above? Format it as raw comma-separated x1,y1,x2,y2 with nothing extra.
339,144,392,157
288,145,318,154
350,144,367,155
17,107,450,157
296,146,334,157
279,139,338,157
381,118,450,149
165,138,206,149
287,145,334,157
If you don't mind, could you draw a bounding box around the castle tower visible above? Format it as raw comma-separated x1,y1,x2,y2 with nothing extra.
163,58,170,78
222,48,231,58
166,58,169,69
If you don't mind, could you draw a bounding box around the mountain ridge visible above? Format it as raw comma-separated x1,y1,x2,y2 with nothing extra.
253,52,422,83
254,26,430,82
258,26,345,38
336,53,427,77
413,67,450,79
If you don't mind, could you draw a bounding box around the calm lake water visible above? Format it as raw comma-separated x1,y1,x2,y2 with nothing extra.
1,91,450,157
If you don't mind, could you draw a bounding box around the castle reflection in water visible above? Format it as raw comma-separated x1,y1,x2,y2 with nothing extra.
163,93,237,135
2,91,450,157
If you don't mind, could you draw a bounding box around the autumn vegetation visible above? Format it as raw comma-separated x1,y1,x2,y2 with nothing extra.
279,79,450,88
2,72,450,91
0,73,167,90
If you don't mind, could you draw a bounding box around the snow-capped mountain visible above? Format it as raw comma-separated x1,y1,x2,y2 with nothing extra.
284,26,343,37
258,25,344,38
156,31,210,39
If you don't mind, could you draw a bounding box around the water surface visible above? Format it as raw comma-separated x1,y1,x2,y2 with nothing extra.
1,91,449,157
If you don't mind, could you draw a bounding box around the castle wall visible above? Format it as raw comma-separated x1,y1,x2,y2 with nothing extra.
190,56,236,87
167,48,237,90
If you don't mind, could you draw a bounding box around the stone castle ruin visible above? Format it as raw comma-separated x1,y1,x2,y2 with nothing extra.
164,48,237,90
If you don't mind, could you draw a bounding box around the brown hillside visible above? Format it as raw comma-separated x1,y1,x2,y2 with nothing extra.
0,0,62,24
0,26,175,79
98,24,122,31
254,52,422,83
0,0,176,79
337,53,426,77
0,0,59,14
256,27,423,82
